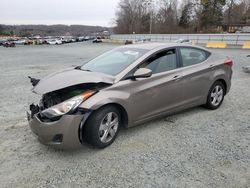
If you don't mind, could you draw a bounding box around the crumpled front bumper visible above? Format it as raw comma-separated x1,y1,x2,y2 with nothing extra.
27,112,86,149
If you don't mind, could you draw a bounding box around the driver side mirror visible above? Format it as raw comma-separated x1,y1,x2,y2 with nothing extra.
133,68,152,79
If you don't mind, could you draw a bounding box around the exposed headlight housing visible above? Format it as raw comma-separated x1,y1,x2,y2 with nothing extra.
41,90,96,119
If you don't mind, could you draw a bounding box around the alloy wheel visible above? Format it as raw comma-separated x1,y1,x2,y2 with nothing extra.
99,112,119,143
210,85,224,106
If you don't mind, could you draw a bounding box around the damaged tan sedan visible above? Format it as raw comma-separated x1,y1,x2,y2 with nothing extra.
27,43,233,149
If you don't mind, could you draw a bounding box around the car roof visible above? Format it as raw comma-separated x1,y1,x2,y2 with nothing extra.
121,42,209,52
122,42,170,50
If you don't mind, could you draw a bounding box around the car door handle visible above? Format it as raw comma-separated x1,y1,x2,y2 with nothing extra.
172,75,182,81
209,64,215,69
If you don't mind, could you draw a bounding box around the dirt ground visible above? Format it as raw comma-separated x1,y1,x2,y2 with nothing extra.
0,42,249,188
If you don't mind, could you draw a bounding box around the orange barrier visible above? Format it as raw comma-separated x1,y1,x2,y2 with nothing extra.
242,42,250,49
206,41,227,48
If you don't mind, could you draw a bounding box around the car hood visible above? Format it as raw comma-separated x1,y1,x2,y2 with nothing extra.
33,68,115,94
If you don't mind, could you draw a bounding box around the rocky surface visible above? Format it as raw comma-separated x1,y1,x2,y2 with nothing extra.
0,43,249,188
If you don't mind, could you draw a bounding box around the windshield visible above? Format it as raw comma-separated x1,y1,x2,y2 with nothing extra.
81,47,148,76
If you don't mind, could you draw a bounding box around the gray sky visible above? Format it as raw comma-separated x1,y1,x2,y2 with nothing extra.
0,0,120,26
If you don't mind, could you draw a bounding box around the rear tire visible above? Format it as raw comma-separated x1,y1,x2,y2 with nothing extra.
83,105,121,148
205,81,225,110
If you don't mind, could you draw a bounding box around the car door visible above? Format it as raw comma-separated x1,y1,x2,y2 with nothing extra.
178,47,212,106
126,48,184,124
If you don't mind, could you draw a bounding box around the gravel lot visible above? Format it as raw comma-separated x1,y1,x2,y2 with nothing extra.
0,42,249,188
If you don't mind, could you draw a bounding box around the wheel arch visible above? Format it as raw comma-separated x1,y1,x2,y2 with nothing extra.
78,102,129,146
211,67,231,95
82,102,129,129
205,77,228,106
214,78,228,95
204,78,227,110
95,103,129,128
216,79,227,91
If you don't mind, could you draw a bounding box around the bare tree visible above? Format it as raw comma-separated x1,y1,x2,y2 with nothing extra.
114,0,249,34
223,0,250,26
179,1,194,28
114,0,149,34
154,0,179,33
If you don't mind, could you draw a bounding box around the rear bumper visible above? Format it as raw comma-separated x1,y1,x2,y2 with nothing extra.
28,113,86,149
226,79,232,95
226,70,232,94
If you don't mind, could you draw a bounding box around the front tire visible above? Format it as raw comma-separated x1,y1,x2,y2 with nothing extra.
83,106,121,148
205,81,225,110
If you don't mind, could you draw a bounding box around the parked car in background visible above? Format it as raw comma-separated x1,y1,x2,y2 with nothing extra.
0,39,7,46
93,37,102,43
61,37,73,43
28,43,233,149
125,38,151,45
46,39,62,45
84,36,90,41
71,38,77,43
14,39,26,45
125,40,133,45
37,39,47,45
3,42,15,47
77,36,85,42
24,40,33,45
174,39,192,45
134,39,145,44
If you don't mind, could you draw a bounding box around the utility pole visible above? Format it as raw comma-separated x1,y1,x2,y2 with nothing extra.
150,6,153,34
142,0,153,34
227,0,234,32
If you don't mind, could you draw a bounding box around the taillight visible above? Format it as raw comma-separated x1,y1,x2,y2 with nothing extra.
224,59,233,67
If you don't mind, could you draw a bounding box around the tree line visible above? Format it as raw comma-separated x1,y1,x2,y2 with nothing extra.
114,0,250,34
0,25,111,37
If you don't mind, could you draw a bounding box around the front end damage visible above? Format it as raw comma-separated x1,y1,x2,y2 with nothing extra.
27,82,111,149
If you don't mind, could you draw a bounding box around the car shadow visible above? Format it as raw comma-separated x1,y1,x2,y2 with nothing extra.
46,105,208,156
120,106,207,133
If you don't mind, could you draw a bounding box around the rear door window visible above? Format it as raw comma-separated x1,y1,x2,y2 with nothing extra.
180,48,209,67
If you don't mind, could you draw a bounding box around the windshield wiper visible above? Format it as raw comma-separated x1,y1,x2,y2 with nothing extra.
75,66,81,70
75,66,92,72
81,69,92,72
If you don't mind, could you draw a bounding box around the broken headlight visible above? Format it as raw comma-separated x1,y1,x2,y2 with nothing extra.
41,90,96,119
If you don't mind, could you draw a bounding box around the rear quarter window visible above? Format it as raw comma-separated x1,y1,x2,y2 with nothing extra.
180,47,210,67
